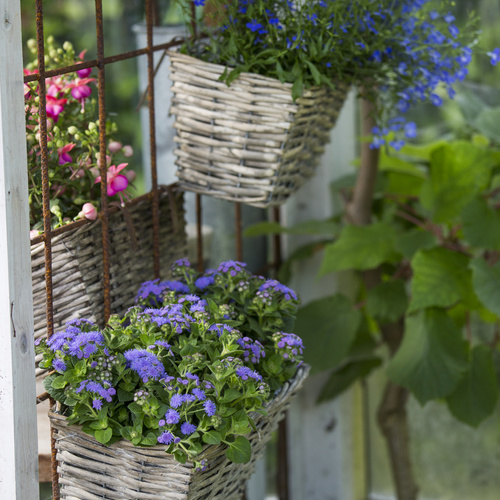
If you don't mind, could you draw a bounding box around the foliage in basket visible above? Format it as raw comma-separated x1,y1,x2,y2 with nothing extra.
37,259,304,469
176,0,499,148
25,37,135,230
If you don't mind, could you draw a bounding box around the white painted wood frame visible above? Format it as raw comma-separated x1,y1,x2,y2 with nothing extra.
0,0,39,498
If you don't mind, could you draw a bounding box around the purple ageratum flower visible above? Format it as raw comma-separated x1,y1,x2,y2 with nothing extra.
157,431,175,445
164,409,181,424
236,366,263,382
92,399,103,410
193,0,205,6
124,349,166,382
180,422,197,435
164,280,190,294
46,329,78,352
135,279,169,301
259,279,298,301
68,331,104,359
203,400,217,417
170,394,184,409
192,388,206,401
195,275,215,290
53,358,67,372
217,260,247,277
209,324,236,337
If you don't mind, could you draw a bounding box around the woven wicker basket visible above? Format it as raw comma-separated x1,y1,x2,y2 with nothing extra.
32,185,186,378
48,364,309,500
168,51,350,207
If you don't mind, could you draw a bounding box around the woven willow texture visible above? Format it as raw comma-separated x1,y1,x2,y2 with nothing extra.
168,51,350,207
32,186,186,378
49,365,309,500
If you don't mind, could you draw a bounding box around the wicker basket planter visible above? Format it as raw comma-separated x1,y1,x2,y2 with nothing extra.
32,185,186,378
49,364,309,500
168,51,350,208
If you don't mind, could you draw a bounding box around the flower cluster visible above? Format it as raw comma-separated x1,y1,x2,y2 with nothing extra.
38,261,304,468
177,0,499,148
25,37,135,231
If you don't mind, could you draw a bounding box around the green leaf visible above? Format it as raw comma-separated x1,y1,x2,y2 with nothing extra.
117,388,134,402
398,140,449,161
305,61,321,85
291,75,303,101
395,228,437,259
446,345,499,427
174,450,188,464
202,431,222,445
243,219,338,238
94,427,113,445
317,356,382,403
387,309,469,404
51,376,68,389
219,389,242,404
319,222,400,275
420,142,493,223
294,294,361,374
385,171,425,197
243,221,285,237
409,248,475,312
366,280,408,324
225,436,251,463
470,258,500,316
473,106,500,142
231,410,250,434
461,197,500,250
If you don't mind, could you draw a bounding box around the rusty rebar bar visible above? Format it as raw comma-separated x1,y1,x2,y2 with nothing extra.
95,0,111,322
196,194,204,272
146,0,161,279
235,203,243,262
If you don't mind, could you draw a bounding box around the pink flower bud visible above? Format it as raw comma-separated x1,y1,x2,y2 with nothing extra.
122,145,133,157
89,167,100,178
125,170,136,182
75,169,85,179
30,229,40,239
108,141,122,153
82,203,97,220
96,154,112,167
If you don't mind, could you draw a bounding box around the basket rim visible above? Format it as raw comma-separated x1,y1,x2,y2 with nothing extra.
30,182,182,247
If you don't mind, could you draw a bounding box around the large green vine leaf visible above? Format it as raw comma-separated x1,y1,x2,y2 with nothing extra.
446,345,499,428
387,308,469,404
420,142,493,223
319,222,400,275
470,258,500,316
294,294,361,375
409,247,476,312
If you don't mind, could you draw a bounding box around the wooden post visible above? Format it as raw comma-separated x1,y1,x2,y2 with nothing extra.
0,1,39,498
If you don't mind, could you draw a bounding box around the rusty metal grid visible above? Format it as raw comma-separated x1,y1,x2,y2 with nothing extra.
27,1,289,498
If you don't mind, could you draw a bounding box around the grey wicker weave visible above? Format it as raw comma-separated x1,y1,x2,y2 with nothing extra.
32,185,186,378
168,51,349,208
48,364,309,500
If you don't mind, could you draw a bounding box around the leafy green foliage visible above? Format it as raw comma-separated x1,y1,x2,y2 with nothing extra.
294,294,361,374
446,345,499,427
387,309,469,404
320,222,400,275
267,135,500,428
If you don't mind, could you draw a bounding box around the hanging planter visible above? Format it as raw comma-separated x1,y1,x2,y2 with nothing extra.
48,365,308,500
32,185,186,378
168,51,349,207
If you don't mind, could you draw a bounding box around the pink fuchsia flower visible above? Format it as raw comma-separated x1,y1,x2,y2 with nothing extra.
76,50,92,78
81,203,97,220
46,77,64,98
57,143,75,165
95,163,129,196
46,95,67,121
66,77,95,111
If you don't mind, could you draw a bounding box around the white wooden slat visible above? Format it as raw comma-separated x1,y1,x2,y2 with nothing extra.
0,0,39,498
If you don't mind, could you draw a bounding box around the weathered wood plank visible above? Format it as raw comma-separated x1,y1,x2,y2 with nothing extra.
0,0,39,497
